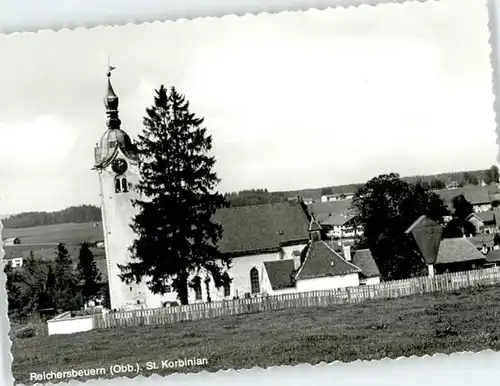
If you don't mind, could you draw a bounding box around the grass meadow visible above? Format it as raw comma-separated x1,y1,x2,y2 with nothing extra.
11,284,500,384
3,222,103,246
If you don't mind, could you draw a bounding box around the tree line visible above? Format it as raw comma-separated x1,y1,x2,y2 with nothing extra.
3,205,102,229
225,167,499,208
4,242,108,321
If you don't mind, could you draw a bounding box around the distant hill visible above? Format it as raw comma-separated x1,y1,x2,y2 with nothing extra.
226,169,491,207
2,205,101,229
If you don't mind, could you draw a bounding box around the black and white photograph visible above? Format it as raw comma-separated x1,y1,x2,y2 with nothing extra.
1,0,499,383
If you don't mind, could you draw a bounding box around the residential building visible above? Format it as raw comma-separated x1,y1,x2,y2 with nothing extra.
466,210,500,235
320,193,354,203
302,197,314,205
406,215,487,276
433,238,486,274
315,213,363,239
436,186,500,214
260,219,381,294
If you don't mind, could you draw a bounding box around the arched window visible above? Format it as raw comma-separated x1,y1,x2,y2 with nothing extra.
250,268,260,294
193,279,202,300
115,177,122,193
121,177,128,192
223,282,231,297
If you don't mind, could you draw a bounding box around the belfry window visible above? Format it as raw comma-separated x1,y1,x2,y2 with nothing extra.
115,176,128,193
121,177,128,192
115,177,121,193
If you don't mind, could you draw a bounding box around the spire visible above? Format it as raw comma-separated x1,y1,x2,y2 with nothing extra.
104,63,121,130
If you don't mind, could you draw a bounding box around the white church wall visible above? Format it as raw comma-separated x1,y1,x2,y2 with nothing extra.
143,248,310,307
295,273,359,292
359,276,380,286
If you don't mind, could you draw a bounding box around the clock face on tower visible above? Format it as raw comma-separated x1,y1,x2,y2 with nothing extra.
112,158,128,175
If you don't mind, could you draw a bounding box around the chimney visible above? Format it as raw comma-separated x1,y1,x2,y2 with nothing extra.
293,252,301,270
343,245,351,262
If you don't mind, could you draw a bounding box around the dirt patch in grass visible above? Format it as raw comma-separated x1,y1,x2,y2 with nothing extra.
11,285,500,384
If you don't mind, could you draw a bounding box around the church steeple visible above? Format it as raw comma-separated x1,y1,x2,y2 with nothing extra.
104,65,121,130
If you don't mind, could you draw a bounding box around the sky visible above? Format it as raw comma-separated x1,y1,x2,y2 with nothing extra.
0,0,497,215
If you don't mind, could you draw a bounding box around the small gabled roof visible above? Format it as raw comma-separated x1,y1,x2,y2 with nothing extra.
435,238,486,265
295,241,361,281
263,260,295,290
351,249,380,278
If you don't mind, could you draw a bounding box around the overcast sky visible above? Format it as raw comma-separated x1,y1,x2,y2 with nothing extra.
0,0,496,215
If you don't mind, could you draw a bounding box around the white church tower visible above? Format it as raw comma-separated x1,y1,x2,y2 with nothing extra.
93,67,147,310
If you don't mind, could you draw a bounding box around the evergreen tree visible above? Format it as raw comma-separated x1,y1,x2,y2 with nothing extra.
119,86,231,305
54,243,80,311
77,242,102,304
101,285,111,310
4,262,22,316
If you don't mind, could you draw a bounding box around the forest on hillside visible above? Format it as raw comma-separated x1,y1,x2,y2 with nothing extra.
3,205,102,229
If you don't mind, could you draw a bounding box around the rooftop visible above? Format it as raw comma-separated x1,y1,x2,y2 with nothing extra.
295,241,361,281
435,238,486,265
263,260,296,290
213,202,310,256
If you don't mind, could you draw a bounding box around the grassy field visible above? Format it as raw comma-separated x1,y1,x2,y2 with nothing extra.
3,222,103,245
10,284,500,384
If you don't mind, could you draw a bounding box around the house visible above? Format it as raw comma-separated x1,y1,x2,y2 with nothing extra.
3,237,21,246
315,213,363,239
405,215,443,271
320,193,354,203
467,233,496,251
302,197,314,205
261,219,381,294
436,186,500,214
466,210,500,234
406,215,487,275
7,257,23,268
351,249,381,285
307,200,354,219
485,247,500,267
433,238,486,274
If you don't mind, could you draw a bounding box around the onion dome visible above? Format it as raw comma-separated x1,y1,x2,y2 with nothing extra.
94,66,138,168
95,128,138,167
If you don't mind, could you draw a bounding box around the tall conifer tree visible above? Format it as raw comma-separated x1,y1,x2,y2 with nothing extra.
54,243,80,310
119,86,231,305
77,242,102,304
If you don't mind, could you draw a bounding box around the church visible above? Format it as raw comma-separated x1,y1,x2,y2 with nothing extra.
93,69,380,311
